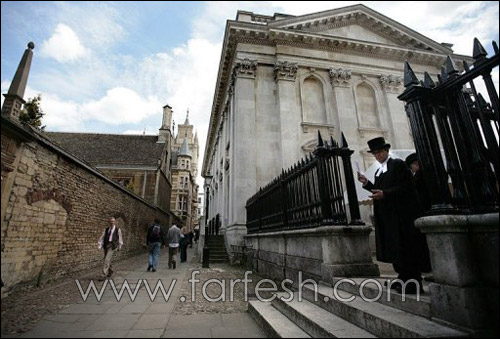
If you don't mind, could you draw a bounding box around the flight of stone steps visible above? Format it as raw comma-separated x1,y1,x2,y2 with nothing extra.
206,235,229,263
249,277,470,338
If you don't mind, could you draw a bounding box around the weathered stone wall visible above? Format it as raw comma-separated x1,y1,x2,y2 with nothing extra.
1,123,171,294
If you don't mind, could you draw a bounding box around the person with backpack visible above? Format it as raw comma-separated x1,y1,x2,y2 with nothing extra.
146,218,164,272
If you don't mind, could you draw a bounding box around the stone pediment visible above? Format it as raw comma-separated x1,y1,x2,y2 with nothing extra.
268,4,452,53
303,23,398,47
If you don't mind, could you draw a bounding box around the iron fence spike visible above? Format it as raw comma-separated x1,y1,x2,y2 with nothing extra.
423,72,436,88
473,37,487,61
445,56,459,76
316,130,324,148
403,61,419,87
492,40,499,54
341,132,348,148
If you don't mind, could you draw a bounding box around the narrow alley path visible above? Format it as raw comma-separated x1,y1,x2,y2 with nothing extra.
2,247,265,338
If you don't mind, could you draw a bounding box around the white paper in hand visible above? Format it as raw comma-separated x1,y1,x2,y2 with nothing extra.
355,161,364,175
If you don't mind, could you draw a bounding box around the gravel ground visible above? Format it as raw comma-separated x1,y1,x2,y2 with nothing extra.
173,263,275,316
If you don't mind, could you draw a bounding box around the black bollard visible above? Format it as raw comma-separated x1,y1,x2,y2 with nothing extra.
202,247,210,268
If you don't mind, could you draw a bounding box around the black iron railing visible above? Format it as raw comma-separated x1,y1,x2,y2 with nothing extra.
399,38,499,214
246,131,363,234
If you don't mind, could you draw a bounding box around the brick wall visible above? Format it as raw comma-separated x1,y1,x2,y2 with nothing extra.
1,121,171,294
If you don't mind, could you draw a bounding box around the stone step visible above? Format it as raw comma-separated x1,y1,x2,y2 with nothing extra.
248,300,311,338
207,244,226,248
209,258,229,263
209,249,228,254
210,255,229,260
272,292,376,338
207,243,226,247
301,283,468,338
332,277,431,318
206,236,225,241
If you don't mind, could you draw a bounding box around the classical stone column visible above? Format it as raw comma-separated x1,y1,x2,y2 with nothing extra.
329,68,355,138
274,60,299,169
378,74,410,148
227,58,258,258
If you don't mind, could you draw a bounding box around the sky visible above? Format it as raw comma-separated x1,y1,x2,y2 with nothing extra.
1,1,499,189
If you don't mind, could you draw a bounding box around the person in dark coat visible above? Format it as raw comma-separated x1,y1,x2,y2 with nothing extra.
405,153,431,214
146,218,165,272
405,153,432,275
357,138,424,294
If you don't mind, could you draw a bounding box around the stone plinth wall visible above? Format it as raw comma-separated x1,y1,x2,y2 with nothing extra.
1,122,170,294
244,225,379,285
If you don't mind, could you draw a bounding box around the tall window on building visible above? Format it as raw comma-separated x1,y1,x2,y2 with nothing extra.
303,76,327,124
356,83,379,128
178,196,187,211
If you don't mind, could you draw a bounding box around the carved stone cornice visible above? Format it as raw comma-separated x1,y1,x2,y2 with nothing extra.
357,127,388,139
274,61,298,82
379,74,403,93
329,67,352,87
233,58,257,79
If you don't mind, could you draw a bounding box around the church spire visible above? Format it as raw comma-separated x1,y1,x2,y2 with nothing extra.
179,137,191,157
184,109,190,125
2,42,35,121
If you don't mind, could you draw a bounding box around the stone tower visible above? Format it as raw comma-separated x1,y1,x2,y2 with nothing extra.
2,42,35,122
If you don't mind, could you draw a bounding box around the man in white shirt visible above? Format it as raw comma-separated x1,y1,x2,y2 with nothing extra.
166,224,181,269
98,217,123,278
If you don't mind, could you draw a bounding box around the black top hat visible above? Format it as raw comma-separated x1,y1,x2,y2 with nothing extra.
367,137,391,153
405,152,419,166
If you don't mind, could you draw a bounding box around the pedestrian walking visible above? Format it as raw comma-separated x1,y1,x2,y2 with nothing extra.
188,230,194,248
166,224,181,269
146,218,165,272
98,217,123,278
180,226,190,263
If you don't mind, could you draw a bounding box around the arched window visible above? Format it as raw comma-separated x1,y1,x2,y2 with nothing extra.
356,83,379,128
303,76,327,124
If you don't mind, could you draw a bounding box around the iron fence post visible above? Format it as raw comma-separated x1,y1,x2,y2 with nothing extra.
339,133,363,225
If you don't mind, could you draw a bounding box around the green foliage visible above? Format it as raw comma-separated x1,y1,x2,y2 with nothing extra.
19,94,45,130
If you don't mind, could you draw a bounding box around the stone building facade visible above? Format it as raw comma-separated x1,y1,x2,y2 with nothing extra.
169,111,200,232
201,4,473,260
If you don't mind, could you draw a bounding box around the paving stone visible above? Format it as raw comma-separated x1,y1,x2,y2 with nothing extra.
133,314,169,330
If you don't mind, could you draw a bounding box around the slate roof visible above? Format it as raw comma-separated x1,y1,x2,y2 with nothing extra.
46,132,165,167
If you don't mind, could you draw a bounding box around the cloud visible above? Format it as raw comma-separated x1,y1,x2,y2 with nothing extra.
125,38,222,187
81,87,161,125
8,86,161,132
40,24,90,63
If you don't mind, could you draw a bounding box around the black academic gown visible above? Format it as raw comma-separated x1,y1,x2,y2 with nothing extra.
363,158,420,265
